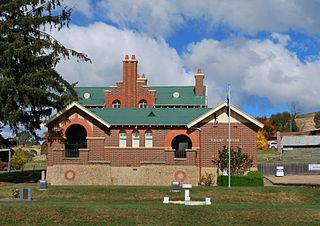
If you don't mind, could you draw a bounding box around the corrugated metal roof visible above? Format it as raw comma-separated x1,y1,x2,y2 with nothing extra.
151,86,206,106
76,87,108,106
282,136,320,146
88,108,210,126
75,86,206,107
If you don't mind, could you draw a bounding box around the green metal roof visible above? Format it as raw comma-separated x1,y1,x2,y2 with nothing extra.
88,108,210,126
151,86,206,106
76,87,108,106
75,85,206,107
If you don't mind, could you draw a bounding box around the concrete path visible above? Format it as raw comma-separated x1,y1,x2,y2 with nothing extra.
265,175,320,186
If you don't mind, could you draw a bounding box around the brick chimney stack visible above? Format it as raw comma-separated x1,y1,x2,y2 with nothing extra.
122,54,138,107
194,69,205,96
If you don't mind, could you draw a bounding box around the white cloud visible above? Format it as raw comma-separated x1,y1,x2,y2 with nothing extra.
50,21,320,112
183,34,320,110
97,0,320,36
52,22,193,88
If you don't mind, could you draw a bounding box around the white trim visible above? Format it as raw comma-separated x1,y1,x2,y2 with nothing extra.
41,102,111,128
187,102,264,128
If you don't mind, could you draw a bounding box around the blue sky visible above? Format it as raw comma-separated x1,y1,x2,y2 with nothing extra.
53,0,320,117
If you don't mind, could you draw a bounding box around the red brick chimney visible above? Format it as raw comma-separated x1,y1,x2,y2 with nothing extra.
122,54,138,107
195,69,205,96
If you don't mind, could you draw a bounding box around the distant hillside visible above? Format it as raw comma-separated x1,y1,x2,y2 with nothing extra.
295,112,316,132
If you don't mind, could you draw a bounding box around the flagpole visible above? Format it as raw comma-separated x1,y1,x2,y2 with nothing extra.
228,84,231,188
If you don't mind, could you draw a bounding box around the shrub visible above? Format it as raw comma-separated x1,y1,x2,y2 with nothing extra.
11,148,27,170
214,146,253,176
200,173,215,186
257,129,268,149
218,171,264,187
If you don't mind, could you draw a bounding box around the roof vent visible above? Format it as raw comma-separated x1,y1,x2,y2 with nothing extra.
172,92,180,98
83,92,91,99
148,110,155,117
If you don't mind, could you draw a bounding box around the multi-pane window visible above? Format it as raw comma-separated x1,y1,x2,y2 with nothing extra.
145,130,153,147
119,130,127,147
112,100,121,108
139,100,147,108
132,130,140,148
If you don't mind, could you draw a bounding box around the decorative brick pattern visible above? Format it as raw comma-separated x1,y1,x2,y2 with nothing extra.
104,55,156,108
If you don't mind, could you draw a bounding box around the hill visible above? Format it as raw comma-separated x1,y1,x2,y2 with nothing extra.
295,112,316,132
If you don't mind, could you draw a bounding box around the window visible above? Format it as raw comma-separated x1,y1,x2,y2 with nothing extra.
139,100,147,108
145,130,153,147
65,124,87,158
132,130,140,148
112,100,121,108
119,130,127,147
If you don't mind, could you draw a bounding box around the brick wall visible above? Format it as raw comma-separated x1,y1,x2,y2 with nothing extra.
104,55,156,108
199,122,258,167
48,113,258,168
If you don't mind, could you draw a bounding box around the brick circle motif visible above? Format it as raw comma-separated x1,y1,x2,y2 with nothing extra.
174,170,187,182
64,170,76,181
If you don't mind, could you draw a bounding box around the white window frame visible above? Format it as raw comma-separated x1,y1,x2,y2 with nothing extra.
119,131,126,147
145,130,153,147
139,100,147,108
132,130,140,148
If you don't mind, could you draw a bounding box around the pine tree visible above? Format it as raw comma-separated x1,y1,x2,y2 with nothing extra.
0,0,90,146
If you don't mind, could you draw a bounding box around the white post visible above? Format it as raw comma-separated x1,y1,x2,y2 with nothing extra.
8,149,11,172
228,84,231,188
185,189,190,201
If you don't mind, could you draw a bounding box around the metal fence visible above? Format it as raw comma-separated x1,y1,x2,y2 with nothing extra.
65,142,87,158
258,162,320,176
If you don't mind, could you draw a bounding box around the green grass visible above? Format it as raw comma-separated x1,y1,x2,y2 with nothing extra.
0,185,320,225
258,149,320,163
258,149,281,163
24,160,47,170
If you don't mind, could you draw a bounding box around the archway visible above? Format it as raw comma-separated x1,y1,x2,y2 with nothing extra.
65,124,87,157
171,135,192,158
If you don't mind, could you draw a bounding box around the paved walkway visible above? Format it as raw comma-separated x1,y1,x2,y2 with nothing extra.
265,175,320,186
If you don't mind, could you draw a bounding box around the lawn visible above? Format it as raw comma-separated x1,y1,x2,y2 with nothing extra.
0,184,319,225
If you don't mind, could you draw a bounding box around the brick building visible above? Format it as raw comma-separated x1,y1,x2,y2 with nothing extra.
43,55,263,185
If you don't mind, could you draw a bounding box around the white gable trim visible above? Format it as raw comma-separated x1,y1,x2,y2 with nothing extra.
41,102,111,128
187,102,264,128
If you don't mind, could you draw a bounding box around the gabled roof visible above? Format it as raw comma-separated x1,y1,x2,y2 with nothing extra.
151,86,207,106
89,108,210,126
41,102,111,128
187,102,264,128
42,101,262,129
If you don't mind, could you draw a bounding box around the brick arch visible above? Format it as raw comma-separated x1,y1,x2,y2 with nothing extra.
164,130,199,148
62,118,93,137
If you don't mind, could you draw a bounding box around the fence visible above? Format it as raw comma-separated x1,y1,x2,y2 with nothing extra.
258,162,320,176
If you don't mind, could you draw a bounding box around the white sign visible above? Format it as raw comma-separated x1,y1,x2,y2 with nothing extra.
308,164,320,171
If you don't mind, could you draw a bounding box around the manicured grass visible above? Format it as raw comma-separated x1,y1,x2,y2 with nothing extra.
0,185,319,225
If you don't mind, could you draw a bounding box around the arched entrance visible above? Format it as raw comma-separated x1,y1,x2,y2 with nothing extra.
171,135,192,158
65,124,87,157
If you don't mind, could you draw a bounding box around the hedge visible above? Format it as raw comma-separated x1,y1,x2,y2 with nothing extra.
218,171,264,187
